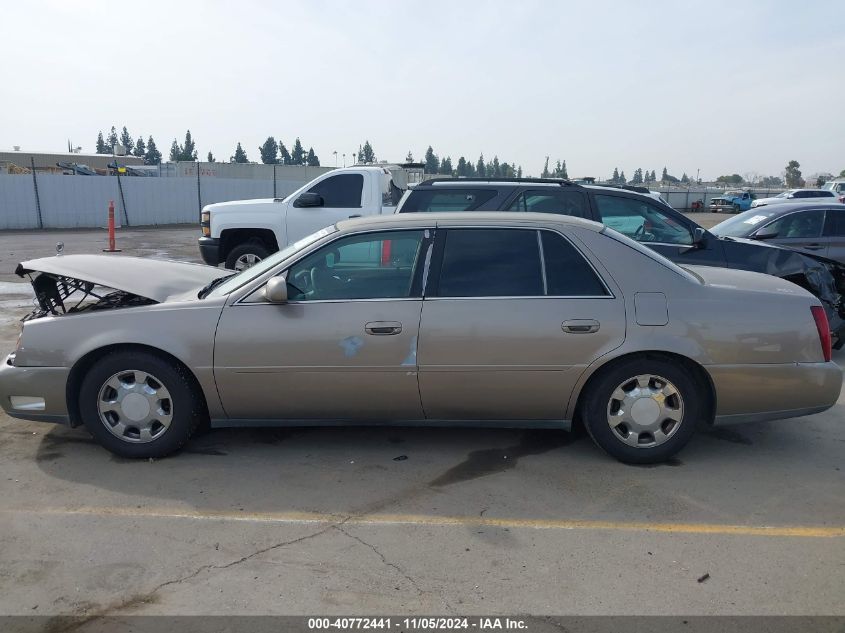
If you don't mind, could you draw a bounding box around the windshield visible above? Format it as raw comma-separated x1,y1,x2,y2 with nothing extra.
710,209,780,237
206,225,337,298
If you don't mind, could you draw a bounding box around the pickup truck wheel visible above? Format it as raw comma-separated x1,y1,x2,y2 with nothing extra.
225,242,270,271
580,357,701,464
79,351,205,458
732,203,741,213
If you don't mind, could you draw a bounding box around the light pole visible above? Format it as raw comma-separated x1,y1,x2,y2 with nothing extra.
333,150,337,167
342,153,346,167
696,168,700,184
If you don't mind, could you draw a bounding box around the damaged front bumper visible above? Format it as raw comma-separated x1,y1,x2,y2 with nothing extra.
0,354,71,425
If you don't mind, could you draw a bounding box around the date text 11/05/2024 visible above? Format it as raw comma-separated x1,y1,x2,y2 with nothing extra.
307,617,528,630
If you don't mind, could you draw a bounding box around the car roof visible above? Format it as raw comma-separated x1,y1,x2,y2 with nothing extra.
752,201,845,214
336,211,606,233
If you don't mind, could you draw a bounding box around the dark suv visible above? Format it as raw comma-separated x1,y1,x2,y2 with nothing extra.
397,178,845,342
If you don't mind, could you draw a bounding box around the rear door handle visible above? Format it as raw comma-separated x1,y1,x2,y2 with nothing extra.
348,214,362,218
562,319,600,334
804,243,824,250
365,321,402,335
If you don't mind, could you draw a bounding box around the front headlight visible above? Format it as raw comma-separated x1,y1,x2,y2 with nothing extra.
201,210,210,224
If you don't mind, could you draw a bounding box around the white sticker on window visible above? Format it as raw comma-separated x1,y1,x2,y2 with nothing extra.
743,215,768,225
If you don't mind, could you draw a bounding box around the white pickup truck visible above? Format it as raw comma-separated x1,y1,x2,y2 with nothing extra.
198,166,403,269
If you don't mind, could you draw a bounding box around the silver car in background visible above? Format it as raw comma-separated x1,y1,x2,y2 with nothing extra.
0,213,840,464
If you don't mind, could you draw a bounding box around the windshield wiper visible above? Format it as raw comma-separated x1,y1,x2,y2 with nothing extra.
198,274,234,299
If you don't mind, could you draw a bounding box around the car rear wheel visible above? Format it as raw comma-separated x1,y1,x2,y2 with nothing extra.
580,357,702,464
79,351,205,458
225,242,270,271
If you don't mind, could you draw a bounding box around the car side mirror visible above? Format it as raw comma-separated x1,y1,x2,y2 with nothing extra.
692,226,708,246
293,192,324,208
262,276,288,303
753,226,779,240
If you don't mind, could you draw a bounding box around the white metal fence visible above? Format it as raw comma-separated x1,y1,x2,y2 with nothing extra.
0,174,307,230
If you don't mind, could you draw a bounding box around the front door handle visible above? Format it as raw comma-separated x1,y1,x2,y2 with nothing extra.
562,319,600,334
804,243,824,250
365,321,402,335
348,214,362,218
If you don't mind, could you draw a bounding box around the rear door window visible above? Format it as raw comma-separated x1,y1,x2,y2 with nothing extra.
824,209,845,237
436,229,543,297
400,189,498,212
507,189,590,218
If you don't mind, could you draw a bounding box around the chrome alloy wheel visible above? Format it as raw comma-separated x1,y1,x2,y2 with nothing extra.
606,374,684,448
97,370,173,443
234,252,262,271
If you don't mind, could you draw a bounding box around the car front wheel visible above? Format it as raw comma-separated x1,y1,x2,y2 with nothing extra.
580,357,702,464
79,350,205,458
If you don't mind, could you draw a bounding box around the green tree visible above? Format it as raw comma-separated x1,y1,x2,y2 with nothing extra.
439,156,453,175
661,167,669,182
517,166,523,178
169,139,181,162
839,169,845,177
259,136,279,164
119,126,134,154
631,168,643,184
179,130,198,161
306,147,320,166
279,142,291,165
784,160,804,187
456,156,469,177
207,151,216,163
491,156,501,178
231,142,249,163
144,136,161,165
560,160,568,179
612,167,620,183
291,138,305,165
715,174,744,185
681,172,689,184
620,170,627,183
106,126,118,152
358,140,375,164
541,157,550,178
424,146,439,174
476,154,486,177
760,175,783,187
133,136,146,158
95,131,107,154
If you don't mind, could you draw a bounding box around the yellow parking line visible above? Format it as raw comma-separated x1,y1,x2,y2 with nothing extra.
3,506,844,538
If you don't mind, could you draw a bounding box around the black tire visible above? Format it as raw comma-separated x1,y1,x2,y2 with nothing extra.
732,203,741,214
580,356,704,464
224,241,270,271
79,350,205,458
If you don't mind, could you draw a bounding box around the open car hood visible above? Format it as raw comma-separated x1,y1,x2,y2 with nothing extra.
15,255,229,303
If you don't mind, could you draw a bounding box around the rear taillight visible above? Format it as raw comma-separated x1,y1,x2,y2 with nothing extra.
811,305,832,362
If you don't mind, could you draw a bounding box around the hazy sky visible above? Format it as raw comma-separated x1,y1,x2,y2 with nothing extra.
2,0,842,180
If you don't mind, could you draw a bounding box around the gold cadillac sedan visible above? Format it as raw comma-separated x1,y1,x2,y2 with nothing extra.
1,213,840,463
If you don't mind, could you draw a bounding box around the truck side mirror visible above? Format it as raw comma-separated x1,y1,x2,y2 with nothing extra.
262,276,288,303
293,192,324,208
